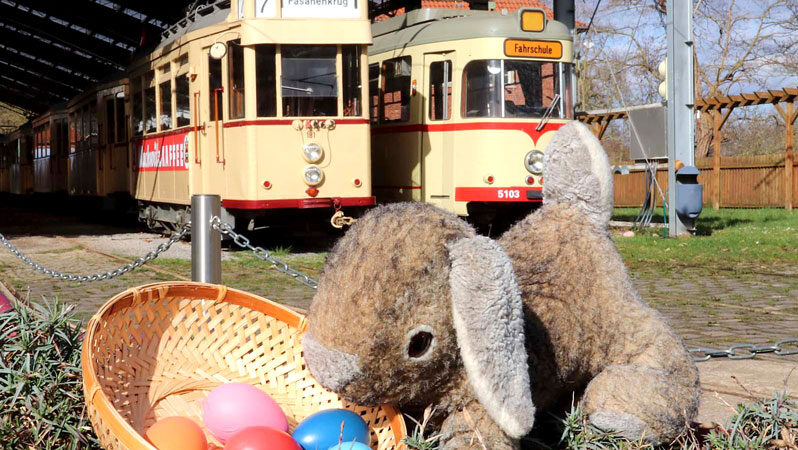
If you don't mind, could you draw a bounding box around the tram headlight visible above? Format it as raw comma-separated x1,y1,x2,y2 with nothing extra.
303,143,323,163
525,150,544,174
304,166,324,186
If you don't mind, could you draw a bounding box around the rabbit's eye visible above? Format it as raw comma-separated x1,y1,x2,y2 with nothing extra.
407,330,434,359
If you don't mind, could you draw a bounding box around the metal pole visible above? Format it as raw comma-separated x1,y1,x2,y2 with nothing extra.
666,0,695,236
191,194,222,283
554,0,578,114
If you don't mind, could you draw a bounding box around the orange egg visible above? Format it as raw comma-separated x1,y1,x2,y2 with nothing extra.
145,416,207,450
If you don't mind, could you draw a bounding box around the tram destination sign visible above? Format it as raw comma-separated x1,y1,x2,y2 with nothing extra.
282,0,360,18
504,40,562,59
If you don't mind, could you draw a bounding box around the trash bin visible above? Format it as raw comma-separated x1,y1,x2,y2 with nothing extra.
675,165,702,220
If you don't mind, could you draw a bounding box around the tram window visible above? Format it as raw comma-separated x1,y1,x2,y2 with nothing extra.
176,74,191,127
255,44,276,117
69,114,76,153
429,60,452,121
116,98,126,141
89,104,98,147
368,63,379,125
132,77,143,136
81,106,89,149
160,79,173,131
106,99,116,144
561,63,574,119
463,60,559,118
504,61,558,117
209,55,223,120
144,72,157,133
342,45,362,117
281,45,337,117
381,56,411,123
228,40,245,119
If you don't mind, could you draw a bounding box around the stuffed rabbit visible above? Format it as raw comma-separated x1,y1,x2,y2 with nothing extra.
303,121,700,449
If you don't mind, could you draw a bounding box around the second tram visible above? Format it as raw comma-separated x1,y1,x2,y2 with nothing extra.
368,8,574,226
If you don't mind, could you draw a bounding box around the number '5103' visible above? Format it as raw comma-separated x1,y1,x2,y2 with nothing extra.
498,189,521,199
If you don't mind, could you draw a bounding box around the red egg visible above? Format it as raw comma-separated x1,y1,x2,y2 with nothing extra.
223,427,301,450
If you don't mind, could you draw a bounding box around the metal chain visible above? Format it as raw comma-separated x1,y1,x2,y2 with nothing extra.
690,339,798,361
0,223,191,283
210,216,318,290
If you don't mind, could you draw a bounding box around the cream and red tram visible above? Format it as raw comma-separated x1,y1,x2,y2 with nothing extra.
66,77,131,202
368,8,574,226
128,0,374,230
4,124,34,195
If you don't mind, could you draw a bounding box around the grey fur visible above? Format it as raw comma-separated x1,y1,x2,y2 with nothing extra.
302,333,362,392
542,121,613,228
447,236,535,439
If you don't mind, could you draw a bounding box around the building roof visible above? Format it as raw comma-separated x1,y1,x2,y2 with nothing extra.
374,0,553,22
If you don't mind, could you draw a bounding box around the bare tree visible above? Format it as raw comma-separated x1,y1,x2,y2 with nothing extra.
577,0,794,157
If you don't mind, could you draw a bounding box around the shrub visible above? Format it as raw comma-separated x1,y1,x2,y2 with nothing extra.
0,299,100,449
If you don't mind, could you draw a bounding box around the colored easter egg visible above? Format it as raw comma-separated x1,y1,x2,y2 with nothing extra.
292,409,370,450
145,416,207,450
327,442,371,450
223,426,301,450
202,383,288,443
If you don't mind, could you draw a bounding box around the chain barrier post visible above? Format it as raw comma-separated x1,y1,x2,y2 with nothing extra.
191,195,222,284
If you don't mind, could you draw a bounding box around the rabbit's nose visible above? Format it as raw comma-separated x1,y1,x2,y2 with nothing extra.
302,333,362,391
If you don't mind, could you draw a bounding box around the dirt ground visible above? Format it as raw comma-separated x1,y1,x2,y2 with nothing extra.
1,195,796,426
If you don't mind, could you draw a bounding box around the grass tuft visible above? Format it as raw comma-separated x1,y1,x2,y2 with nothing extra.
0,299,100,449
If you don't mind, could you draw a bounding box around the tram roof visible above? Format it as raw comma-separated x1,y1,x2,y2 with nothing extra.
370,8,572,56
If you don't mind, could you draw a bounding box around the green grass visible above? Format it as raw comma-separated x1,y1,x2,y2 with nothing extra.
612,208,798,269
150,251,326,308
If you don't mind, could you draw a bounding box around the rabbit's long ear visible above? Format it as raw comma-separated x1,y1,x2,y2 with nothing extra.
447,236,535,439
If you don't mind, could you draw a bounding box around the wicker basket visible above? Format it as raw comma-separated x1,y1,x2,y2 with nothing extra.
82,282,406,450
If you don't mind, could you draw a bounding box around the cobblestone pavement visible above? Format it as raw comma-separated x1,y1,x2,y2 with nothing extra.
632,265,798,361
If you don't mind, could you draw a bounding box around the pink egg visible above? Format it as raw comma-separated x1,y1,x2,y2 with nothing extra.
202,383,288,443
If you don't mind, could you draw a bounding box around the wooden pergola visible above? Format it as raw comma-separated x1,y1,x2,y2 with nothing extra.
577,88,798,211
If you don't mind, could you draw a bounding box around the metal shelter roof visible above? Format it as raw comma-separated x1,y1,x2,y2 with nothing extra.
0,0,216,116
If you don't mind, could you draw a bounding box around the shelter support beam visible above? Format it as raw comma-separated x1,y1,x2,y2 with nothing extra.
589,120,610,140
711,107,734,210
774,102,797,211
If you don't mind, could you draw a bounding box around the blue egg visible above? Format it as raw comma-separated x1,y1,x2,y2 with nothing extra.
327,443,371,450
292,409,370,450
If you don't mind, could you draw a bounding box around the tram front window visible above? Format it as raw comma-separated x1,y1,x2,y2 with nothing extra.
463,60,561,118
281,45,337,117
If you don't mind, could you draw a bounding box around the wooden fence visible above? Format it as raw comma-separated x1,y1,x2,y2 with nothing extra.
613,154,798,208
580,88,797,210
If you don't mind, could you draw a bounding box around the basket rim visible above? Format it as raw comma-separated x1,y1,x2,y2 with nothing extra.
81,281,407,450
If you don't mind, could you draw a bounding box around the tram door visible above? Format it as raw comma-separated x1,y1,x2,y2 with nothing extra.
422,53,455,211
203,51,227,197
